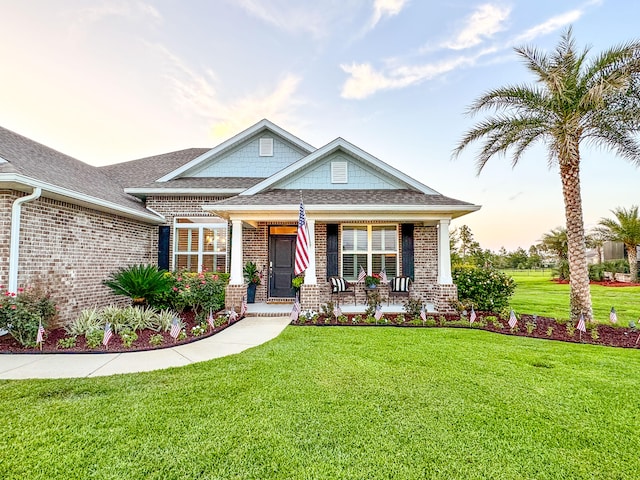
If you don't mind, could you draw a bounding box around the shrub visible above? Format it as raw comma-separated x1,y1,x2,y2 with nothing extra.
85,329,104,349
553,260,570,281
589,263,606,281
170,271,228,313
452,265,516,311
0,287,57,347
119,329,138,348
149,334,164,347
57,336,77,349
66,307,103,336
103,264,172,305
403,297,423,319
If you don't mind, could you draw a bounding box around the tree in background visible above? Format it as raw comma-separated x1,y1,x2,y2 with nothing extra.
597,206,640,282
455,28,640,320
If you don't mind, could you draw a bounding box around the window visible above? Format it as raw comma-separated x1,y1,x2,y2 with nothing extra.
341,225,398,280
259,137,274,156
174,218,228,272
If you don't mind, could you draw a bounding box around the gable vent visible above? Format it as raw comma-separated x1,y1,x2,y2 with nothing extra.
259,138,274,157
331,161,348,183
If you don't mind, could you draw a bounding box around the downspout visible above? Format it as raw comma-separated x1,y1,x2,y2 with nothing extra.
8,187,42,293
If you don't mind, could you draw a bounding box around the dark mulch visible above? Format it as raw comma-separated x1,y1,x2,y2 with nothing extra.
552,279,640,287
0,311,241,354
293,312,640,348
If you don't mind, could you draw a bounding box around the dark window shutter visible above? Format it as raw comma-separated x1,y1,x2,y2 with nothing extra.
326,224,339,279
158,226,170,271
401,224,414,281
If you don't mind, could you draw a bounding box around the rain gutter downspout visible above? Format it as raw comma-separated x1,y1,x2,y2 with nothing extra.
8,187,42,293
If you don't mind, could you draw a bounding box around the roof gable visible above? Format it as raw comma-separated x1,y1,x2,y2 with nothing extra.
241,137,440,196
157,119,315,182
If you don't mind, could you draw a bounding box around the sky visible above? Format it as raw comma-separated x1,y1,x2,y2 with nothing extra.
1,0,639,251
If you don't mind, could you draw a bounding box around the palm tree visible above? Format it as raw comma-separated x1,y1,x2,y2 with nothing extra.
540,227,568,262
597,206,640,282
453,28,640,321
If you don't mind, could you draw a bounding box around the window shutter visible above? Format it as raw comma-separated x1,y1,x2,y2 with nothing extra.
259,138,274,156
158,226,170,271
401,224,414,281
326,224,339,279
331,161,348,183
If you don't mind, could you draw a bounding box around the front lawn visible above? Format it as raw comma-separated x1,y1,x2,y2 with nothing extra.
506,269,640,324
1,327,638,479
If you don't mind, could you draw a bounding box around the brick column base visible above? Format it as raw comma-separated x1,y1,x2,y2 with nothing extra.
225,284,246,312
300,284,321,311
434,284,458,313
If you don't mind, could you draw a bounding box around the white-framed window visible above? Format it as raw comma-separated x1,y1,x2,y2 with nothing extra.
173,217,228,273
341,225,398,280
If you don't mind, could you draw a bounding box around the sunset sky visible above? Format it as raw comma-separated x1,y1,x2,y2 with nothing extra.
1,0,638,250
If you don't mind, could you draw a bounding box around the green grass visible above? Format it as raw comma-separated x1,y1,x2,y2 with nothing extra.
506,269,640,324
1,327,639,479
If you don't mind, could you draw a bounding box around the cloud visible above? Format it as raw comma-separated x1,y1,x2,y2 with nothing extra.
231,0,356,39
443,3,511,50
154,44,305,140
511,9,584,44
69,1,162,34
369,0,408,30
340,49,494,99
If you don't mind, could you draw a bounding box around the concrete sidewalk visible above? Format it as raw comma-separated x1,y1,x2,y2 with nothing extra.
0,316,291,380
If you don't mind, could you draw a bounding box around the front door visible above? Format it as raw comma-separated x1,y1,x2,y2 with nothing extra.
269,234,297,298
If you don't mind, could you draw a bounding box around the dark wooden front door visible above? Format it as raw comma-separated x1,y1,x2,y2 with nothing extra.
269,235,296,298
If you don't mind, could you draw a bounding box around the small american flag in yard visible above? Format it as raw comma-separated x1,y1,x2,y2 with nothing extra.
36,321,45,346
357,266,366,283
240,296,247,317
508,310,518,329
610,307,617,323
470,307,476,324
380,269,388,284
290,297,301,322
374,304,383,321
577,313,586,333
333,304,342,318
102,322,112,347
420,304,427,322
170,317,181,340
207,309,215,330
229,309,238,323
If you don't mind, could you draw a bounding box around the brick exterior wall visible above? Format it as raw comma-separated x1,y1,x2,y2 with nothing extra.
0,190,12,288
2,190,155,326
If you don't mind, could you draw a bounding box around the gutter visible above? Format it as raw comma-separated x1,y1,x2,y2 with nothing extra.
8,187,42,293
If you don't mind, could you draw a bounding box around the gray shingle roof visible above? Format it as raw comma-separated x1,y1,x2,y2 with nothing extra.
100,148,210,187
127,177,265,190
0,126,155,217
211,189,475,206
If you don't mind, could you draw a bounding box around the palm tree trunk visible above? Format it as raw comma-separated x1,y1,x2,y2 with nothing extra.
559,154,593,321
626,244,638,282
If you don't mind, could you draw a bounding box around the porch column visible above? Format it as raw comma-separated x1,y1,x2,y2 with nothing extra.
230,220,243,285
437,219,452,284
303,219,317,285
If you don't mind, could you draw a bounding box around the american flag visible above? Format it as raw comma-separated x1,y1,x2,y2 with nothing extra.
357,266,366,283
380,269,388,284
294,200,310,276
290,297,301,322
508,309,518,329
374,303,383,321
102,322,113,347
469,307,476,324
333,304,342,318
420,304,427,322
36,321,45,346
240,296,247,317
577,313,586,333
207,309,215,330
610,307,617,323
229,309,238,323
170,317,181,340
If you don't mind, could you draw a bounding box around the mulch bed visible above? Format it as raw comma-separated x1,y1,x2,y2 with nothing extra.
293,313,640,349
0,311,242,354
552,279,640,287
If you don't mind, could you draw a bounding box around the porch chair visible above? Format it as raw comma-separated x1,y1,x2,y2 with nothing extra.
388,276,412,305
329,276,357,306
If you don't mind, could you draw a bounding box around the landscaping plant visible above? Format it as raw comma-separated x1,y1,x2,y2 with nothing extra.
0,287,56,347
103,264,172,306
452,265,516,311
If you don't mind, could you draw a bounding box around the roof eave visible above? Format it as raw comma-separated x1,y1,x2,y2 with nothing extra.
124,187,245,196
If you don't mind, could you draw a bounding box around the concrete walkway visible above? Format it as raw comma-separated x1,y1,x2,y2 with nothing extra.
0,316,291,380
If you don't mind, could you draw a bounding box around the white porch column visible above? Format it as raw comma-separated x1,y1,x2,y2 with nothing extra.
303,219,317,285
229,220,244,285
438,219,453,284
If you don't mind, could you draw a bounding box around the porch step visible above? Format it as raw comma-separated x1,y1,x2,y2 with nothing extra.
267,298,294,304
